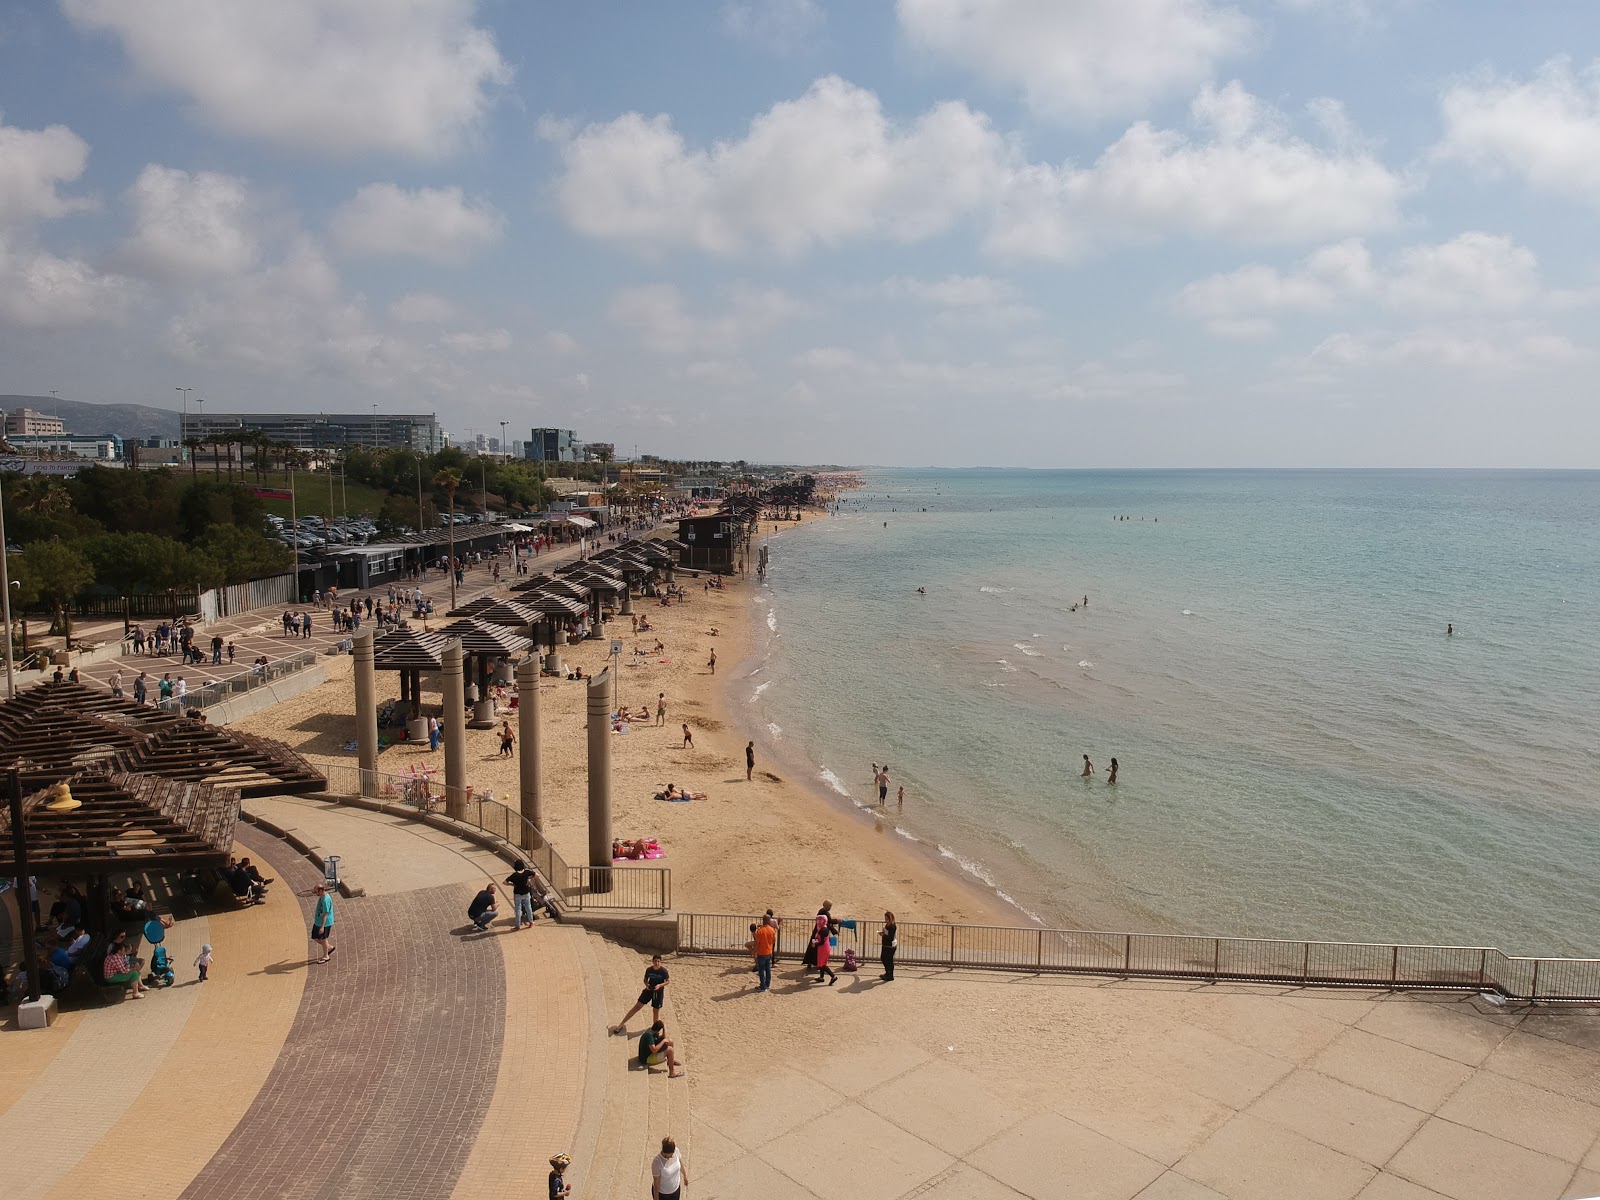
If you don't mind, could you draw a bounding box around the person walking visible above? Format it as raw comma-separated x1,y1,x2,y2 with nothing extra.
1081,754,1094,778
194,943,214,982
109,669,123,699
133,671,148,705
498,721,516,758
681,723,693,749
211,634,224,665
752,915,776,991
1107,757,1119,784
609,954,670,1034
652,1136,688,1200
428,714,441,752
878,765,890,805
880,911,898,981
746,740,755,781
548,1154,572,1200
811,918,837,985
707,648,716,674
656,692,666,726
310,882,336,963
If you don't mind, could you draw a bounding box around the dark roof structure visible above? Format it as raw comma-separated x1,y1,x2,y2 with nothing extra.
513,591,589,619
0,679,327,874
445,597,544,627
435,619,534,658
372,628,453,671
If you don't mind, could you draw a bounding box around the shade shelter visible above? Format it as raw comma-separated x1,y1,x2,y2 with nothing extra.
372,627,453,723
435,618,534,724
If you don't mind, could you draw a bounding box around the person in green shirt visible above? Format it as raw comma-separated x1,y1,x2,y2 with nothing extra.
637,1020,684,1077
158,673,174,701
310,883,336,963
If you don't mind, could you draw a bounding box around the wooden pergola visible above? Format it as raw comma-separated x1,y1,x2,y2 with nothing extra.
372,627,453,716
434,618,534,699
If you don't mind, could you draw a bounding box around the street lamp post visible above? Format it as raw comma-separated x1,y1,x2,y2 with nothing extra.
0,474,14,698
416,452,425,535
499,420,508,457
175,387,192,449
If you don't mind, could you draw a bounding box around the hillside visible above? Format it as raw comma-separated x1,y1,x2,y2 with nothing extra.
0,394,180,440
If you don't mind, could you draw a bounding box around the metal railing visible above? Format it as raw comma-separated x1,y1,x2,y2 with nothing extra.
675,913,1600,1002
153,650,318,712
316,763,670,912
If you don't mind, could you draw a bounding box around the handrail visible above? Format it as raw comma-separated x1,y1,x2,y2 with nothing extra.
316,764,671,912
675,912,1600,1002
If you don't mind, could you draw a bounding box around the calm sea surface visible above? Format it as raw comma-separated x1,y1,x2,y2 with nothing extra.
743,469,1600,956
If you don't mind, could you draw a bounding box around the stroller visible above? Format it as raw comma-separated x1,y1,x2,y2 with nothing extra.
146,944,175,988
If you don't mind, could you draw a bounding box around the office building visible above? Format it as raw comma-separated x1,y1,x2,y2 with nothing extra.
5,433,121,460
6,408,66,436
526,427,581,462
179,411,444,453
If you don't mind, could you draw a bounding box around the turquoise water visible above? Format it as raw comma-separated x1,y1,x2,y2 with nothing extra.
743,470,1600,957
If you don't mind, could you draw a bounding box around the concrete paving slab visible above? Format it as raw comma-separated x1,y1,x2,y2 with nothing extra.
1481,1031,1600,1107
1436,1069,1600,1163
1310,1028,1476,1111
912,1163,1031,1198
1385,1118,1574,1200
1129,1022,1294,1110
860,1060,1022,1157
1354,999,1516,1066
688,1111,746,1178
1175,1112,1375,1200
696,1152,819,1200
693,1065,841,1150
967,1111,1165,1200
1248,1069,1428,1165
1134,1173,1228,1200
1354,1175,1452,1200
1562,1168,1600,1199
1177,991,1350,1063
794,1038,931,1098
1049,1079,1233,1167
760,1104,953,1200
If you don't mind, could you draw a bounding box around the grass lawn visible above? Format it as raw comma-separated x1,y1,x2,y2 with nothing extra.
242,471,395,521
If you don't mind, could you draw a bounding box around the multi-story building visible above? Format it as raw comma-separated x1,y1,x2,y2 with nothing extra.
4,433,121,460
526,427,581,462
584,441,616,462
6,408,66,436
179,412,444,453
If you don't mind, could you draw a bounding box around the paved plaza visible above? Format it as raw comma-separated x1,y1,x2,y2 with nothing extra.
6,799,1600,1199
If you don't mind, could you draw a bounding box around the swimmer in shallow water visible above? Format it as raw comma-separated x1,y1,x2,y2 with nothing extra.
1446,623,1453,636
1107,757,1118,784
1081,755,1094,778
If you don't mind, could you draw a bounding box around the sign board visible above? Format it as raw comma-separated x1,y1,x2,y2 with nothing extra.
610,640,623,656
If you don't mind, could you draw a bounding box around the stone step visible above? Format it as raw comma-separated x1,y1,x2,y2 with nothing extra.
580,933,655,1200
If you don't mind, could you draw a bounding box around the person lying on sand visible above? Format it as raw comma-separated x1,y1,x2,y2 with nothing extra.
613,838,655,860
658,783,707,802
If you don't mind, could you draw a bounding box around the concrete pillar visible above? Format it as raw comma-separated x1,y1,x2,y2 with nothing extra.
620,589,634,615
586,667,613,893
442,638,468,820
517,657,542,850
353,629,379,797
543,620,564,676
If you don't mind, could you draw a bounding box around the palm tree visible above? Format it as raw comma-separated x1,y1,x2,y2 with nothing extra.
182,435,205,478
434,467,463,608
209,436,223,476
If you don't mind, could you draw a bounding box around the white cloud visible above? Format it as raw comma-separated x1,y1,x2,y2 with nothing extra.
1177,233,1543,335
329,183,503,264
989,83,1405,259
389,292,456,324
62,0,511,159
720,0,824,51
116,165,258,282
544,75,1008,257
1309,327,1588,371
0,235,135,328
1436,58,1600,203
543,330,580,355
881,274,1018,307
440,328,512,353
896,0,1251,122
0,117,92,227
608,283,807,354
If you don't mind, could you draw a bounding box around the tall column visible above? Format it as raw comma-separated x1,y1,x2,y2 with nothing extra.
442,638,468,820
586,667,613,893
352,629,378,797
543,620,564,676
517,657,542,850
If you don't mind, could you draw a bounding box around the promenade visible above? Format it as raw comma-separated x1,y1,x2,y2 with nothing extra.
7,792,1600,1199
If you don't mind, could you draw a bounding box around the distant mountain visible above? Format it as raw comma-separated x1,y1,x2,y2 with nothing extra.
0,394,180,441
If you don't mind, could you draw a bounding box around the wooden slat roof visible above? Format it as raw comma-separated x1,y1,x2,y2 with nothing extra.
511,591,589,618
0,772,239,873
102,722,326,799
434,619,533,658
372,627,453,670
445,596,543,627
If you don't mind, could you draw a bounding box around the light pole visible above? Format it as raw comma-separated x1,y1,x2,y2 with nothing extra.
372,403,379,449
499,420,508,457
175,386,192,444
416,452,425,534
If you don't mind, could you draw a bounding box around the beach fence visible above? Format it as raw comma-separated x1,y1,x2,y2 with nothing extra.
317,764,671,912
675,914,1600,1002
198,572,296,623
154,650,318,713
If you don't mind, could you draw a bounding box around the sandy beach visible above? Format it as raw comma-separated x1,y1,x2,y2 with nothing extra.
236,514,1017,927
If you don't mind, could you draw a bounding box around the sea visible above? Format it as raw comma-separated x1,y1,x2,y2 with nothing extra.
741,469,1600,958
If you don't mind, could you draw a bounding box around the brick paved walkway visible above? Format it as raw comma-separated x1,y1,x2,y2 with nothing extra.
179,825,507,1200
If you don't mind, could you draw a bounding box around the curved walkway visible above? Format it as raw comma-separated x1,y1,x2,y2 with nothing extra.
2,795,626,1200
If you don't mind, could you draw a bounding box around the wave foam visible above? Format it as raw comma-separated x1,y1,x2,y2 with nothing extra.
1078,660,1095,668
766,722,782,740
938,844,998,888
766,610,777,632
1012,642,1043,657
979,586,1013,594
818,767,851,797
749,681,772,702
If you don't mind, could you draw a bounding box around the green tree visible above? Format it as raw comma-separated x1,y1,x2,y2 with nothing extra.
377,492,437,535
196,524,293,584
15,540,94,644
80,531,208,593
178,479,270,542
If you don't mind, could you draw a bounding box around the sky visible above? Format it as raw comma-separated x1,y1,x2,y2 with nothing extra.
2,1,1599,467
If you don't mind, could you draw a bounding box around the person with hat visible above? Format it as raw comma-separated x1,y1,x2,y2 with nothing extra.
548,1153,572,1199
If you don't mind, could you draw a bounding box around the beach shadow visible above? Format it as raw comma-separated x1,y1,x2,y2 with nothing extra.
250,959,310,976
450,923,498,940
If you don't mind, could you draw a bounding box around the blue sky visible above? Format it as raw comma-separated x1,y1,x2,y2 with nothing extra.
2,1,1598,466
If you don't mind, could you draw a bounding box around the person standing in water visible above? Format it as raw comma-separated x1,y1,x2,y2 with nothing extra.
1107,758,1118,784
1081,755,1094,778
1446,623,1453,636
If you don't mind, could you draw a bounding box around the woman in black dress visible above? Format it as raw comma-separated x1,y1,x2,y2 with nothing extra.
880,911,897,981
